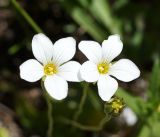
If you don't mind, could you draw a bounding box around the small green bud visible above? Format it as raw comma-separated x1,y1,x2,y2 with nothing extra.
104,96,125,117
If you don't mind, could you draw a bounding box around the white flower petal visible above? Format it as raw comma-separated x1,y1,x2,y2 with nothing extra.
97,75,118,101
32,33,54,65
78,41,102,64
80,61,99,82
122,107,137,126
109,59,140,82
44,75,68,100
102,34,123,62
20,59,44,82
58,61,82,82
52,37,76,65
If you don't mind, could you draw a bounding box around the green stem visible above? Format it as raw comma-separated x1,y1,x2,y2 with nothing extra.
60,114,111,131
11,0,43,33
41,80,53,137
73,83,89,121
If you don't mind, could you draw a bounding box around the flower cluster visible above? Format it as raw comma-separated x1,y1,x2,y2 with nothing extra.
20,33,140,101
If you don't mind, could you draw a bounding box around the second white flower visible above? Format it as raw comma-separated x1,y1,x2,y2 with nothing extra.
79,35,140,101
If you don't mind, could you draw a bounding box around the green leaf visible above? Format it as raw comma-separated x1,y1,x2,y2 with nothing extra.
137,125,151,137
59,0,107,42
8,44,21,55
79,0,122,35
148,59,160,104
11,0,43,33
138,112,160,137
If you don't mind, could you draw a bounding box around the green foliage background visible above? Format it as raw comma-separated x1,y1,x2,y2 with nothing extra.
0,0,160,137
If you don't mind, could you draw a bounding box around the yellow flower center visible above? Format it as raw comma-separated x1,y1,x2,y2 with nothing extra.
44,63,58,75
97,62,110,74
111,99,124,114
104,97,125,116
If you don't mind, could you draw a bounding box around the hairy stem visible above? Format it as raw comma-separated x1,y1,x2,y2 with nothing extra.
60,114,111,131
73,83,89,121
41,80,53,137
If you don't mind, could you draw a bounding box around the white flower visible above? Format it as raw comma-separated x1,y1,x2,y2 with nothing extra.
20,33,82,100
122,107,137,126
79,34,140,101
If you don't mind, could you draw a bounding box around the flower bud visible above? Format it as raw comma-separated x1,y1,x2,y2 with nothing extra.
104,96,125,117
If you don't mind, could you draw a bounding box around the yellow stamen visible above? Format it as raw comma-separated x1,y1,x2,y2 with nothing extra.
104,97,125,116
111,99,124,114
44,63,58,75
97,62,110,74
